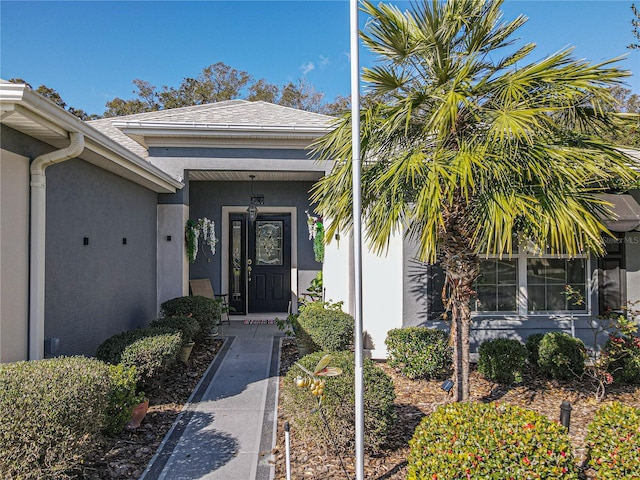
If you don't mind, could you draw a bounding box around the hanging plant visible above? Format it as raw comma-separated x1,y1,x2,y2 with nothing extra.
306,210,324,263
185,217,218,263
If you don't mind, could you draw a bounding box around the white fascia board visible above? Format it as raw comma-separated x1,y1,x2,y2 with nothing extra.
113,121,333,141
0,83,183,193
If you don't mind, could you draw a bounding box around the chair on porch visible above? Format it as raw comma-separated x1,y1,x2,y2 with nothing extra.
189,278,231,325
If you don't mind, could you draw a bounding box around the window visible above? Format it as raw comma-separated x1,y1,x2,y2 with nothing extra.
474,259,518,312
473,245,589,315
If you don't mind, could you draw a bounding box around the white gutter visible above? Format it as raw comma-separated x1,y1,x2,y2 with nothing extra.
29,132,85,359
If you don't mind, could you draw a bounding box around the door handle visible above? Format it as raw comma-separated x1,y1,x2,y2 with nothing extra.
248,259,253,281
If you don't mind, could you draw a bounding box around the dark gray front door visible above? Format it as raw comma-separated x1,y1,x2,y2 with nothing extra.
228,212,291,314
249,214,291,313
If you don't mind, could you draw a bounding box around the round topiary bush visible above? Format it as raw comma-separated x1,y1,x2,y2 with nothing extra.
407,402,578,479
282,350,396,454
95,327,183,386
0,357,120,478
294,302,354,352
538,332,586,380
160,295,221,342
150,316,201,344
385,326,451,379
478,338,528,384
525,332,545,367
586,402,640,478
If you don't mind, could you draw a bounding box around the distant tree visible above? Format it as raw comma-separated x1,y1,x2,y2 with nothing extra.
8,78,100,120
247,78,279,103
630,3,640,49
102,62,346,116
279,79,325,112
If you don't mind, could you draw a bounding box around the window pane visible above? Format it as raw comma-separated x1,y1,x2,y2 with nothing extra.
528,285,546,311
568,285,586,310
545,259,567,284
545,285,566,310
497,286,517,311
527,259,546,285
567,259,585,284
497,260,516,284
474,259,517,312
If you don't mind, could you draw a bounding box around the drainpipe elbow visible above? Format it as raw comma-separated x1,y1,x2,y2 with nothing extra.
30,131,85,180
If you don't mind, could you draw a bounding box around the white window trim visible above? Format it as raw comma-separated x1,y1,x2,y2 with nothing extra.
475,247,591,317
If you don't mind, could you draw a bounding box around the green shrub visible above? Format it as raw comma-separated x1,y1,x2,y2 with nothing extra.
103,364,144,436
478,338,528,384
150,316,201,344
385,327,451,379
538,332,586,380
282,350,396,454
407,402,578,479
525,333,545,367
95,327,183,386
605,333,640,384
294,302,354,352
0,357,114,478
161,295,221,342
586,402,640,478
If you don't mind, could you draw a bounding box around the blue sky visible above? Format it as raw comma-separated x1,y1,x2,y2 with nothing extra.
1,0,638,115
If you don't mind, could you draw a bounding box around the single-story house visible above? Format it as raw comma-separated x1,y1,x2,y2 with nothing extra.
2,80,639,361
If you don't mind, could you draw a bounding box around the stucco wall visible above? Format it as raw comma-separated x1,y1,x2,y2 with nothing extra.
0,149,29,362
45,158,158,357
188,180,320,295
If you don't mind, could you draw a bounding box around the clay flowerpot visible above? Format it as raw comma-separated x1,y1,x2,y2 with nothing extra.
179,341,196,363
126,400,149,430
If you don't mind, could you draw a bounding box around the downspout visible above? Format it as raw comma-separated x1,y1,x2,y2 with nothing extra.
29,132,84,359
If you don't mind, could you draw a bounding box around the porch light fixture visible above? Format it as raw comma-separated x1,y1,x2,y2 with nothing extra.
247,175,260,222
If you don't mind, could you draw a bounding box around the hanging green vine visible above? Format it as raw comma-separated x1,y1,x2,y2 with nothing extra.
185,219,197,263
313,220,324,263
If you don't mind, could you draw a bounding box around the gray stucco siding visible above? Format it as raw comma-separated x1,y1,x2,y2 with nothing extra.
45,158,158,357
188,180,319,295
1,124,53,159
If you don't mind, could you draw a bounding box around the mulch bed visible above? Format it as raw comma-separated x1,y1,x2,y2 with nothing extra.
273,339,640,480
77,339,223,479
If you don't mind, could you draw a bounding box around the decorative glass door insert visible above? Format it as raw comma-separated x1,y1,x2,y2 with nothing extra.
256,220,283,266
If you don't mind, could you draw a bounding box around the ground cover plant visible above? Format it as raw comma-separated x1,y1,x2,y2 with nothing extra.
407,402,578,479
585,402,640,478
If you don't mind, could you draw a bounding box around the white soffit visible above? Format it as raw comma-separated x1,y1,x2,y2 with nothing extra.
188,170,324,182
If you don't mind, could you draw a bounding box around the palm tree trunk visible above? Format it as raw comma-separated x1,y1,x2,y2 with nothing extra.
440,201,479,402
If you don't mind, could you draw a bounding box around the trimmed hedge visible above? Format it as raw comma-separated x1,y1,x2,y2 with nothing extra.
293,302,354,352
478,338,528,384
95,327,183,386
282,350,396,454
586,402,640,478
408,402,578,479
0,357,118,478
150,316,201,344
538,332,586,380
385,327,451,379
605,333,640,384
525,333,545,367
104,364,144,436
160,295,221,342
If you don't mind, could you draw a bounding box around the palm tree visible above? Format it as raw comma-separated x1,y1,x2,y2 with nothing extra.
311,0,639,401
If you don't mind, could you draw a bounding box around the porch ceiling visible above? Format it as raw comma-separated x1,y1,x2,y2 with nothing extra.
187,170,324,182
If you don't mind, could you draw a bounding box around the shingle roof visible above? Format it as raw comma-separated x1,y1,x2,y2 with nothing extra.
88,100,335,159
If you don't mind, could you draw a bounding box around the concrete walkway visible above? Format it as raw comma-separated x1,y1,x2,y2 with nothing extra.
140,320,283,480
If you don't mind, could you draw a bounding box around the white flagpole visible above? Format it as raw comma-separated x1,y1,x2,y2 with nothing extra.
349,0,364,479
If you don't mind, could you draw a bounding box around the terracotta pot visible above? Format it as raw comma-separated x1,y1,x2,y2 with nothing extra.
126,400,149,430
179,341,196,363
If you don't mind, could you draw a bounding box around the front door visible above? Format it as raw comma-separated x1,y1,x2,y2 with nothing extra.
228,213,291,314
